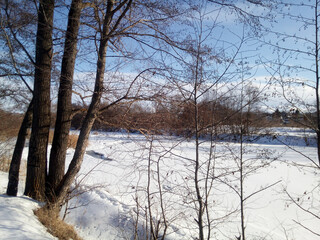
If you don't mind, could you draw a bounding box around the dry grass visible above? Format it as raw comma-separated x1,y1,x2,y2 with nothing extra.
67,134,78,149
0,110,22,140
0,129,78,174
0,110,22,172
0,137,15,173
48,130,79,149
0,156,11,172
0,155,27,180
0,129,20,141
34,206,82,240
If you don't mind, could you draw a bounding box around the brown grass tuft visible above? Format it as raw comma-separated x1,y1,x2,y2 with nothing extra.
48,130,79,149
34,205,82,240
67,134,78,149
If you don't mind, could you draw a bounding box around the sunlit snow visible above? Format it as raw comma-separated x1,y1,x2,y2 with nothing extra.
0,128,319,239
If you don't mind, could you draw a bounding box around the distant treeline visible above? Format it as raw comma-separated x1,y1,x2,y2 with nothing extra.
0,100,312,140
70,100,307,136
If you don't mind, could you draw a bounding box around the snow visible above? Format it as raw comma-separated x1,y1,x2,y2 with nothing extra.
0,128,319,239
0,174,56,239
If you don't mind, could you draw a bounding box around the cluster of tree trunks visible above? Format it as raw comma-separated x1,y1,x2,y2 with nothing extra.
6,0,134,207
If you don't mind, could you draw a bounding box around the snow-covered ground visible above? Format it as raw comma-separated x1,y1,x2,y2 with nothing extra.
0,127,319,239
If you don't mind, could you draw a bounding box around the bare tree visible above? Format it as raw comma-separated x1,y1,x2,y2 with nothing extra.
153,1,274,238
157,1,246,238
2,0,187,207
52,0,182,206
46,0,83,201
228,79,279,240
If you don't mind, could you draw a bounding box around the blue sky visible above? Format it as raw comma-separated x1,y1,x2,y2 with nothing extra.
68,1,318,113
1,0,317,113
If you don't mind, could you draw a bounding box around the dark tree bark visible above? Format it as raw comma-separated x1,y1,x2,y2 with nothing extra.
6,99,33,196
47,0,82,200
54,0,133,206
24,0,54,201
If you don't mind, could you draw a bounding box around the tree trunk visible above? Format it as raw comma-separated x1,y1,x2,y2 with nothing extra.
47,0,82,201
54,0,114,206
6,99,33,196
51,0,133,207
24,0,54,201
